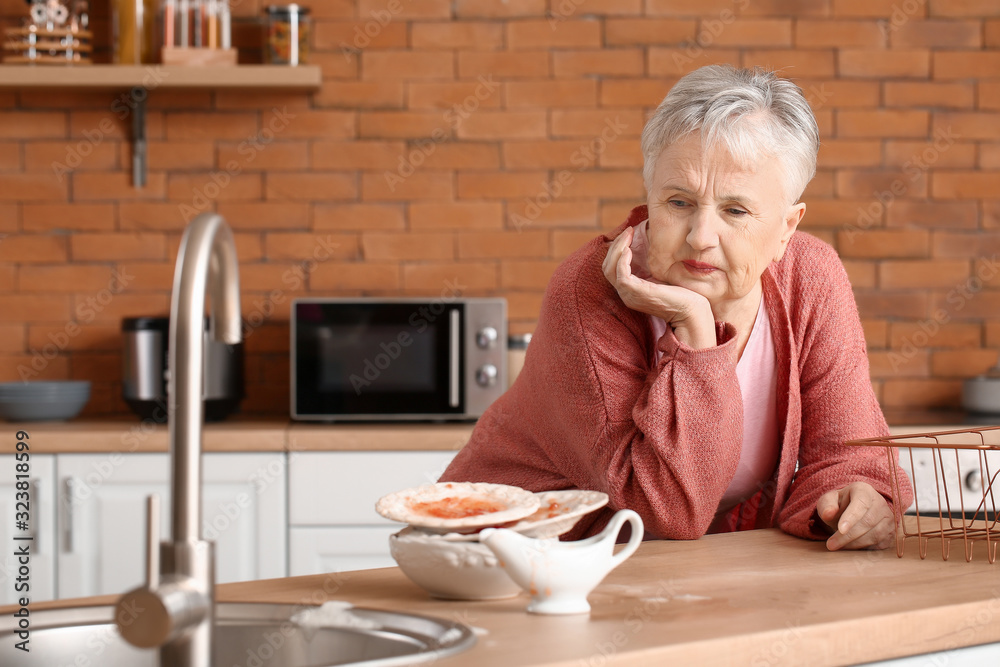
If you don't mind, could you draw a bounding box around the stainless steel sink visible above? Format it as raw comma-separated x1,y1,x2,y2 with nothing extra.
0,601,475,666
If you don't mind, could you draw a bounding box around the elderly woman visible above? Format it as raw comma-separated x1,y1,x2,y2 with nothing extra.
440,65,913,550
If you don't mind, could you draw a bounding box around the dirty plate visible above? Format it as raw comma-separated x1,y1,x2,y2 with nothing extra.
376,482,540,534
508,490,610,539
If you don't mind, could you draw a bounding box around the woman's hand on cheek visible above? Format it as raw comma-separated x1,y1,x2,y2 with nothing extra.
816,482,895,551
602,227,716,349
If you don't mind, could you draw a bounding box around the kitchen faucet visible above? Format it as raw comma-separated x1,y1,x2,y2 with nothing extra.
114,213,242,667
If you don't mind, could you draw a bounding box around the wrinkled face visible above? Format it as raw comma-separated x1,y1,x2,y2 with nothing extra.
645,133,804,312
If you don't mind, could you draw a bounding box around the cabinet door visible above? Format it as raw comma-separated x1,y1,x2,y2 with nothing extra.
0,454,55,604
288,451,458,525
289,526,398,576
56,452,287,599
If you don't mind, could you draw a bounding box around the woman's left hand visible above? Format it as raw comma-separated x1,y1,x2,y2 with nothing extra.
815,482,895,550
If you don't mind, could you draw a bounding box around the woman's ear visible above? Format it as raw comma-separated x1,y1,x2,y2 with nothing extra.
775,202,806,261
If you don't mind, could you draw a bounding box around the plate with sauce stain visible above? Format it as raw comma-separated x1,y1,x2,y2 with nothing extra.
508,490,610,539
375,482,541,534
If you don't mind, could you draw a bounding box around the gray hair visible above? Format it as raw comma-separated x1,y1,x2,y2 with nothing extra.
641,65,820,205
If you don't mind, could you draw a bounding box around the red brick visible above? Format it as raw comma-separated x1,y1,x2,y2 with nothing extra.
313,20,407,52
929,0,1000,17
798,199,876,227
73,173,166,201
266,173,357,201
23,204,115,232
359,111,453,139
504,140,597,169
599,201,638,229
0,204,14,232
645,0,735,14
218,141,309,172
596,139,641,169
457,111,548,140
294,0,354,19
0,294,71,322
983,201,1000,229
980,143,1000,169
740,0,829,16
891,19,982,47
312,140,406,169
982,82,1000,111
854,291,929,318
817,140,881,168
931,231,1000,257
24,141,117,173
548,0,641,15
507,292,544,322
362,232,454,260
794,20,884,48
310,52,360,80
309,262,401,294
458,171,548,199
842,260,876,288
358,0,450,17
414,143,501,170
836,168,928,199
931,350,999,378
836,229,930,258
275,110,356,140
362,52,454,80
884,139,975,169
215,203,311,230
0,112,66,139
119,203,190,231
505,80,598,108
458,231,549,258
71,233,166,261
838,50,930,78
409,202,505,230
0,354,70,382
933,112,1000,140
605,18,695,45
814,109,834,138
987,19,1000,47
18,265,120,293
459,52,550,79
167,173,261,202
648,48,742,77
886,201,979,228
500,260,560,289
832,0,925,17
363,171,454,200
934,52,1000,79
868,350,930,378
140,140,214,171
411,21,504,49
509,201,599,229
741,49,836,78
0,235,68,263
120,262,174,291
550,109,644,139
553,230,600,258
884,82,975,109
508,19,601,49
314,203,406,230
238,263,310,292
600,80,673,108
409,82,503,110
553,49,644,77
0,142,17,171
837,110,929,138
165,113,258,140
803,169,835,198
559,171,645,200
401,262,498,291
880,260,970,289
890,322,981,349
862,319,888,349
932,171,1000,199
708,19,793,47
0,325,24,353
314,82,405,109
0,173,68,202
210,92,311,112
928,292,1000,322
454,0,546,18
73,293,172,324
798,80,880,109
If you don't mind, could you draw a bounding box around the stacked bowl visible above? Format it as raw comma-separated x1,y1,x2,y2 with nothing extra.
0,381,91,421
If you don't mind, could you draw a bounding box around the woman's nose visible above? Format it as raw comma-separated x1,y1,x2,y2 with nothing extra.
685,208,720,251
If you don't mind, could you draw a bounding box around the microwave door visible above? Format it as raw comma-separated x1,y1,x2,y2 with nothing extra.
448,307,460,409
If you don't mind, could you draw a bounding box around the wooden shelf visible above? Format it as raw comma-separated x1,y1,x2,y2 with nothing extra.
0,63,322,90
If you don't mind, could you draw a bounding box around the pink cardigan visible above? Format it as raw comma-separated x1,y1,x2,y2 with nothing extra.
441,206,914,541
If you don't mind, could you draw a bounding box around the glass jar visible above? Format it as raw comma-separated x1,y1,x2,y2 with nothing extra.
264,4,309,65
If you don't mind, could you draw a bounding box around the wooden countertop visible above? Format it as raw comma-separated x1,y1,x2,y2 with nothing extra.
18,528,1000,665
8,419,475,453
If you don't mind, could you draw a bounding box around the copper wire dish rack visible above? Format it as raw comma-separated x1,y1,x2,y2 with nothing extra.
846,426,1000,563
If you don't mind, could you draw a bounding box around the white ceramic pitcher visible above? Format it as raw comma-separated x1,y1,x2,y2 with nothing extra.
479,509,644,615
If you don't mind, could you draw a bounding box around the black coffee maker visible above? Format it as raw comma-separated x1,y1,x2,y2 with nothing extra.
121,316,244,422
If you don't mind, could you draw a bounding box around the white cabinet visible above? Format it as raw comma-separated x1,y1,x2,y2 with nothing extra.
288,451,457,576
56,452,287,599
0,454,56,605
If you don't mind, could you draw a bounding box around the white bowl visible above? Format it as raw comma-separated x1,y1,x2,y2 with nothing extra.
388,527,522,601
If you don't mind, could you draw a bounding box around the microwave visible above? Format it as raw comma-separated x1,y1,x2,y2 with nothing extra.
291,297,508,421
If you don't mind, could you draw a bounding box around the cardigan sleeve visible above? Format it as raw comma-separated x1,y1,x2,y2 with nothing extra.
775,240,914,540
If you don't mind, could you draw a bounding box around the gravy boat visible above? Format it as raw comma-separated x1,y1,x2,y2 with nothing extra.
479,509,643,615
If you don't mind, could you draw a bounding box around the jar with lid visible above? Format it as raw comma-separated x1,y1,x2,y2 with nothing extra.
264,4,309,65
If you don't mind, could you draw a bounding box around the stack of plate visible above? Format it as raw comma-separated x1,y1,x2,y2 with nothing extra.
0,381,91,422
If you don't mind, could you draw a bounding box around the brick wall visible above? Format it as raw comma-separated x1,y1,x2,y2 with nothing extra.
0,0,998,417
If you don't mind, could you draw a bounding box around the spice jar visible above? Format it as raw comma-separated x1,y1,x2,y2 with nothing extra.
264,4,309,65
